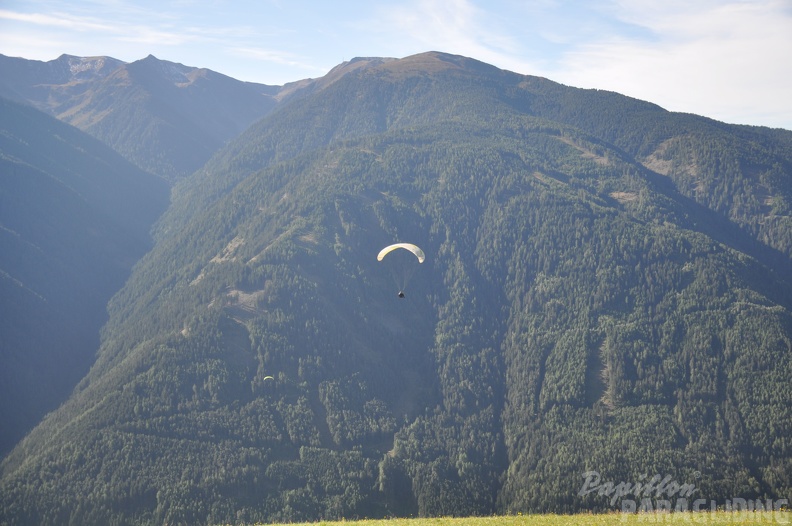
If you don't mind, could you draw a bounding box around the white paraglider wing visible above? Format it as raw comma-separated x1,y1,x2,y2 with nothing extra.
376,243,425,263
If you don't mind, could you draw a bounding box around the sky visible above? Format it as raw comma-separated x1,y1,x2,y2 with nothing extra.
1,0,791,130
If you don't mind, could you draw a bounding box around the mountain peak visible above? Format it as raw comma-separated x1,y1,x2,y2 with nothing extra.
277,52,511,102
380,51,509,77
127,55,197,85
323,51,507,78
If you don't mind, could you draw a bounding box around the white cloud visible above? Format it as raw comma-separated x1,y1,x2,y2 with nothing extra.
548,0,792,128
0,8,114,32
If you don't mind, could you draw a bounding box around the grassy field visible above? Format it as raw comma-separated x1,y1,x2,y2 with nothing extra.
253,512,792,526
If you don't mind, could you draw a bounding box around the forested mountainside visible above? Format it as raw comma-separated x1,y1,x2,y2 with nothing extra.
2,51,792,525
0,53,280,181
0,96,170,456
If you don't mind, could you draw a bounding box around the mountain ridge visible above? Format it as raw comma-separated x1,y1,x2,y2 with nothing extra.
0,53,281,181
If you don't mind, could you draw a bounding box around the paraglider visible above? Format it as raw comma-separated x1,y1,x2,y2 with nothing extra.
263,375,274,381
377,243,425,297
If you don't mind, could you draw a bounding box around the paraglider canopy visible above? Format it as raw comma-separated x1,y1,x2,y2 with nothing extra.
377,243,425,263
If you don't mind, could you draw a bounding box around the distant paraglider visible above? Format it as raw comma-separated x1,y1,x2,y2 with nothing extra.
377,243,425,297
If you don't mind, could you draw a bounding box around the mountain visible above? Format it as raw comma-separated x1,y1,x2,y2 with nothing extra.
2,51,792,525
0,53,280,181
0,96,170,456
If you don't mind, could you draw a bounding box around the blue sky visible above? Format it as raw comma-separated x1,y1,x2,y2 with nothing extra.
1,0,791,130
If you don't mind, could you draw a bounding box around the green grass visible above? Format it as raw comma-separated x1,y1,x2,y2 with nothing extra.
248,512,792,526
